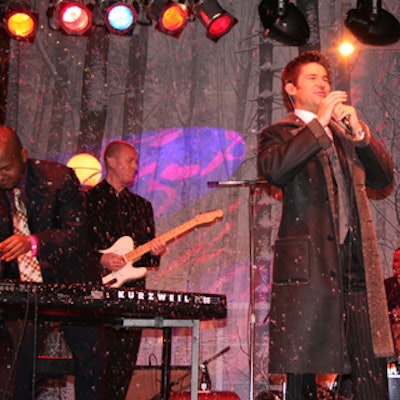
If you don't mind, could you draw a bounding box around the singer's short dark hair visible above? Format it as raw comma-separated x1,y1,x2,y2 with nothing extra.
281,51,332,111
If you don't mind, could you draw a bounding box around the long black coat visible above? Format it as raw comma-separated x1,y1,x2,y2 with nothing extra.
258,113,394,373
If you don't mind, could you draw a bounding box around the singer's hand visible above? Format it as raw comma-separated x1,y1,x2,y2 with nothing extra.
332,102,362,133
317,91,348,127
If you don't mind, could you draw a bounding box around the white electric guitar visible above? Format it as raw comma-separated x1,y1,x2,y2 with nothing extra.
100,209,224,288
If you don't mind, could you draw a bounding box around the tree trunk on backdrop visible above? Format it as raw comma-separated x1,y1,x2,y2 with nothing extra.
0,30,10,125
124,26,149,136
77,26,108,155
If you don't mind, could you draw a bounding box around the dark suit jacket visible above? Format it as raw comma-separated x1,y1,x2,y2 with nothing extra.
0,159,101,284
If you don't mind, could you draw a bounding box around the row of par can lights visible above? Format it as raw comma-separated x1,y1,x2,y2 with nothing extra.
1,0,238,43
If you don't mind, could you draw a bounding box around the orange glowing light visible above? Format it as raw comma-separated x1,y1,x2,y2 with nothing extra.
67,153,102,187
6,11,36,39
338,40,355,57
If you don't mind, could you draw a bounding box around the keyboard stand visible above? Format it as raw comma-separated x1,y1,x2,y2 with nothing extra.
122,317,200,400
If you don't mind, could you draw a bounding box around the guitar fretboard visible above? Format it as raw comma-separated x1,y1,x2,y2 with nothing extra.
124,216,217,262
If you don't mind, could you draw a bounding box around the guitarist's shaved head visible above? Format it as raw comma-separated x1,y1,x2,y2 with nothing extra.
103,140,139,192
104,140,137,168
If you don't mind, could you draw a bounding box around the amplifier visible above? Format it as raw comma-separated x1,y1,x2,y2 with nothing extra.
170,392,240,400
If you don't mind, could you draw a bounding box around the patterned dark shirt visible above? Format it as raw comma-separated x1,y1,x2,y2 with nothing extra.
85,180,160,288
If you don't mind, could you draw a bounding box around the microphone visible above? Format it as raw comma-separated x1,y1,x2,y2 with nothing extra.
341,115,353,135
333,112,353,136
334,102,353,136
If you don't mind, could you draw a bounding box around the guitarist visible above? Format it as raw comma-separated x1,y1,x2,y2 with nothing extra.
85,140,165,400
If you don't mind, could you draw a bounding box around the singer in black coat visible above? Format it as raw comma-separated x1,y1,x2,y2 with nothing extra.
257,51,394,399
259,113,393,370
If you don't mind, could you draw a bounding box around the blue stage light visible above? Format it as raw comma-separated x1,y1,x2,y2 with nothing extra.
105,2,138,35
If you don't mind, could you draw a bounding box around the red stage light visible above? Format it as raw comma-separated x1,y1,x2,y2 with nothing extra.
194,0,237,42
58,1,92,36
207,14,234,37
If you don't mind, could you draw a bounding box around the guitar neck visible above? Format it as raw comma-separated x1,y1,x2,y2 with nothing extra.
124,219,198,262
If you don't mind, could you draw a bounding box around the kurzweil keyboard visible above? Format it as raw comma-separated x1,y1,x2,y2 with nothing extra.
0,282,227,323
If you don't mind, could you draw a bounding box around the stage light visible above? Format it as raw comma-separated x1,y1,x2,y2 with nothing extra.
338,40,355,57
157,2,188,37
67,153,102,187
345,0,400,45
58,1,93,35
3,1,38,41
104,2,138,35
146,0,190,38
193,0,238,43
258,0,310,46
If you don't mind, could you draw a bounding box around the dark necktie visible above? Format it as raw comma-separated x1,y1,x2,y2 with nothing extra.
13,188,43,282
325,129,350,243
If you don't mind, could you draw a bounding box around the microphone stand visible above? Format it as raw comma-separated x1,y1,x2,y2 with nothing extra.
201,345,231,366
150,346,231,400
208,180,269,400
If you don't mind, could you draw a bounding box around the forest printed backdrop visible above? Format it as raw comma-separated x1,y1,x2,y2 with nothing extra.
1,0,400,398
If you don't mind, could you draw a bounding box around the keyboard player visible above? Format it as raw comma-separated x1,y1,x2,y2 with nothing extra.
0,126,104,399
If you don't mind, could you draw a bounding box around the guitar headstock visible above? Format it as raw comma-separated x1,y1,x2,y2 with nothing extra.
194,209,224,225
